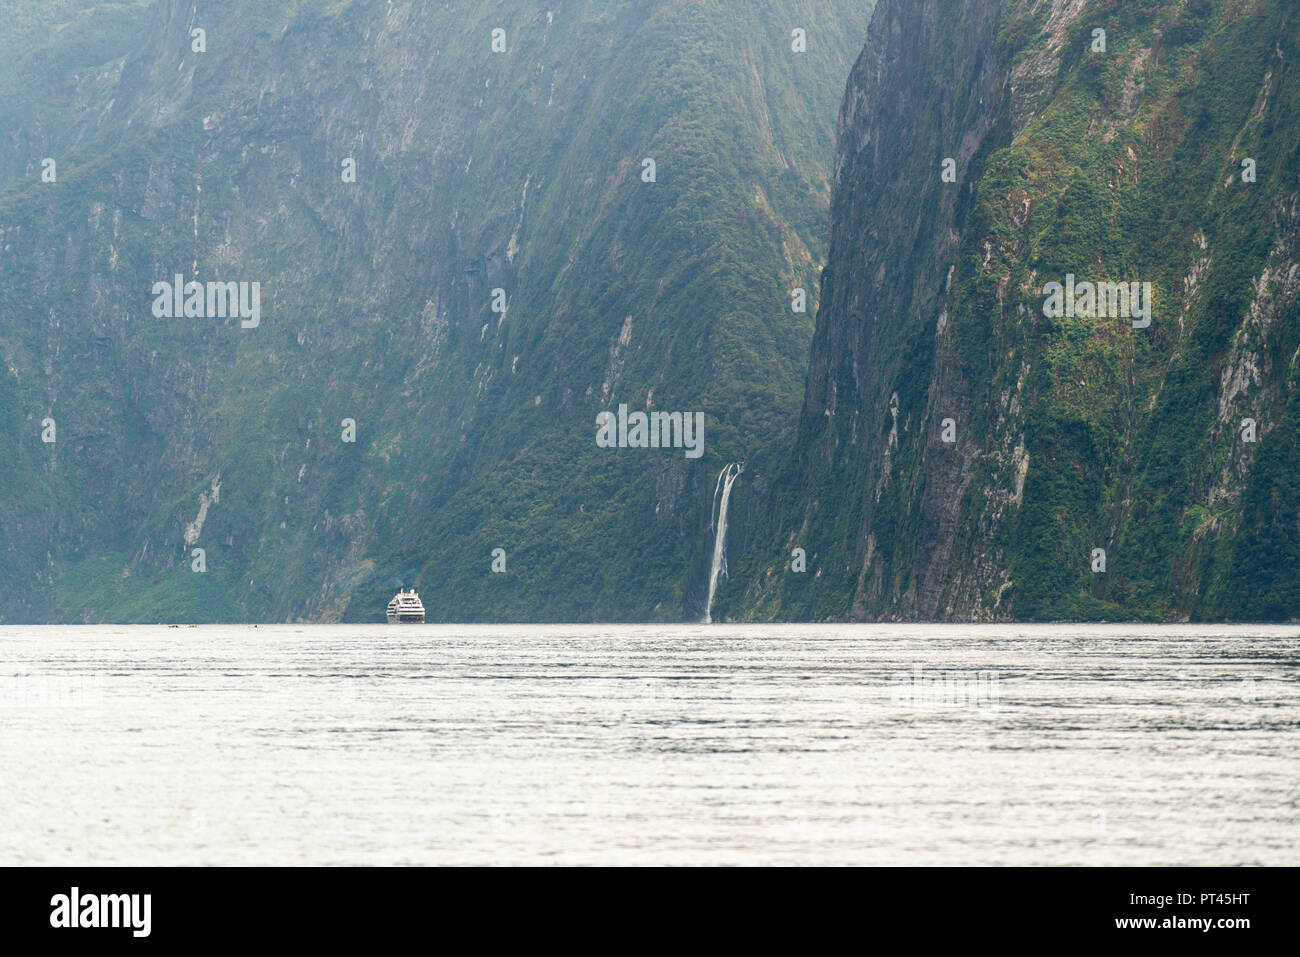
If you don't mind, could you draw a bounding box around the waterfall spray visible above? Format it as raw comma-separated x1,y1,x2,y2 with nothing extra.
704,462,743,623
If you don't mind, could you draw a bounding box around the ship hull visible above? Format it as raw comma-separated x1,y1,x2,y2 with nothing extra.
386,611,425,624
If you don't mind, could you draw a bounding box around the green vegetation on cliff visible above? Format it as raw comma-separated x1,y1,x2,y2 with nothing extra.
724,0,1300,623
0,0,870,622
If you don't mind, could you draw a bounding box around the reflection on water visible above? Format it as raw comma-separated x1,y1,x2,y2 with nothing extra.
1,623,1297,865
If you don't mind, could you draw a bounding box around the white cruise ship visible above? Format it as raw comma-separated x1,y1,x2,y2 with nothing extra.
386,588,425,623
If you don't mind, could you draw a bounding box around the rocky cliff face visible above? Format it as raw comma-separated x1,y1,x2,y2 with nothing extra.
9,1,1295,624
0,0,871,622
726,0,1300,622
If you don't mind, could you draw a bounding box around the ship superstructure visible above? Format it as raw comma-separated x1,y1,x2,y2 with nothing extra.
386,589,425,623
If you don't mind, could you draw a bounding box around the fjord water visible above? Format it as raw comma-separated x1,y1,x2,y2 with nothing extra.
2,624,1297,866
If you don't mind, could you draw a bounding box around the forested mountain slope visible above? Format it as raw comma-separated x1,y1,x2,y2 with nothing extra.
724,0,1300,622
0,0,872,622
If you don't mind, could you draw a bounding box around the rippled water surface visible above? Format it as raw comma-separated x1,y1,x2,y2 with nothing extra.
2,623,1298,865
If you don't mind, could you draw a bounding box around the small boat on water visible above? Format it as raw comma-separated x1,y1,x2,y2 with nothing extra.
386,588,425,623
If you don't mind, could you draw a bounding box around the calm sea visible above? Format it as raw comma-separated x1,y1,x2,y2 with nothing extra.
1,623,1297,865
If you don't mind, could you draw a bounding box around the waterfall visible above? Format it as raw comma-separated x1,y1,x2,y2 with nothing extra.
704,462,743,623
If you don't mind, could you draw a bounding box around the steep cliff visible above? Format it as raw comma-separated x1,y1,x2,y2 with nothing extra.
726,0,1300,622
0,0,871,622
